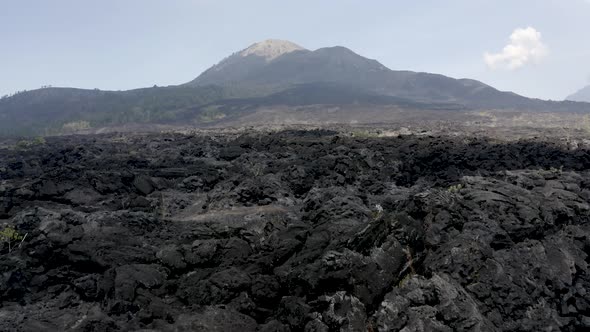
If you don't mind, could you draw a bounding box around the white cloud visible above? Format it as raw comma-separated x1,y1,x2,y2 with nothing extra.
484,27,548,70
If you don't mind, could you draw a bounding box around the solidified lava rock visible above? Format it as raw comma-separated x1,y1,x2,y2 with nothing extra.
1,131,590,331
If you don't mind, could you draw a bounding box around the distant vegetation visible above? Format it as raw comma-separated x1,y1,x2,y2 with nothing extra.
62,120,91,132
199,105,227,123
0,85,260,136
15,136,46,149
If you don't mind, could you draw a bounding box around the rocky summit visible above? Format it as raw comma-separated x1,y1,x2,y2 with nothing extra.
1,128,590,331
239,39,307,61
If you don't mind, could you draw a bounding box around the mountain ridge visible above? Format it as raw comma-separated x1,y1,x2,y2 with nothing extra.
2,39,590,136
187,40,556,111
567,85,590,103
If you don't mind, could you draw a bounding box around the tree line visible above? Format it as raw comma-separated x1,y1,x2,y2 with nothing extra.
1,85,53,100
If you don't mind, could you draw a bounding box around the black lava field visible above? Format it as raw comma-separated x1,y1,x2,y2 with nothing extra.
1,130,590,331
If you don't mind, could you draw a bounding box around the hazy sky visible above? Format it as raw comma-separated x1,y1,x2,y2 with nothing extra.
2,0,589,100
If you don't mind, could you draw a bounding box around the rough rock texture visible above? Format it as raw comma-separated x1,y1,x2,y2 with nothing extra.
1,130,590,331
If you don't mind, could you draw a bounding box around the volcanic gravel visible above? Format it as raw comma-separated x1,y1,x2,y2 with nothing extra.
1,130,590,331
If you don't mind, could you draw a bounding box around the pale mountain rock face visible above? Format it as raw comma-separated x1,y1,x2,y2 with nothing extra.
239,39,306,61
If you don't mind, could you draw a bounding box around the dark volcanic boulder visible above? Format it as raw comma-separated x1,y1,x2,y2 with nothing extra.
114,264,168,302
372,274,495,332
174,306,258,331
133,175,155,196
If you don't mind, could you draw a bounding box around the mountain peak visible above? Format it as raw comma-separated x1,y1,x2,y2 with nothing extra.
566,85,590,103
240,39,306,61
